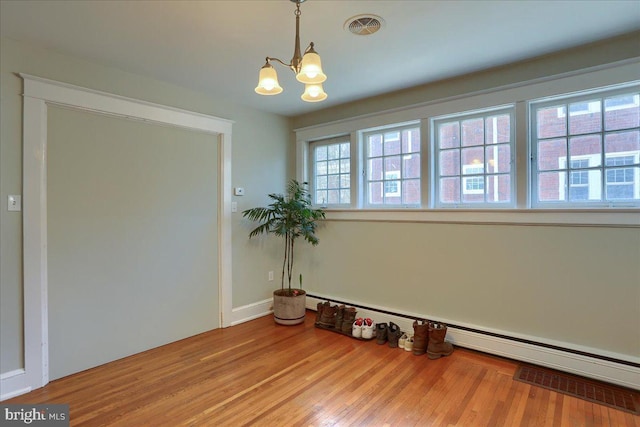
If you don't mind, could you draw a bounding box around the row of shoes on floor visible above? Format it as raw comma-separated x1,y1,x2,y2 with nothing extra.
316,301,454,360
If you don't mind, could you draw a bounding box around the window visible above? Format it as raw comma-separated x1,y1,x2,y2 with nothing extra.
531,89,640,207
434,107,514,207
311,137,351,206
364,124,420,206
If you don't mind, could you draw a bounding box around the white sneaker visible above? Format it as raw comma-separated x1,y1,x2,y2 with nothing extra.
404,335,414,352
361,319,375,339
352,319,363,338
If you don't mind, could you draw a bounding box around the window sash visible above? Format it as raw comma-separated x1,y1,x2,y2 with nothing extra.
433,107,515,208
363,124,421,207
310,136,351,207
530,85,640,207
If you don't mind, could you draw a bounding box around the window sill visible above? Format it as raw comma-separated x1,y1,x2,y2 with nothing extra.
321,208,640,227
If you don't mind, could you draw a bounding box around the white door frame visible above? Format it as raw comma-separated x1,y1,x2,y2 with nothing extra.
1,74,233,399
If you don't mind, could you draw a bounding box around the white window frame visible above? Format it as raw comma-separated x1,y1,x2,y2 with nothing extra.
433,106,516,208
530,84,640,208
309,136,352,208
362,122,421,208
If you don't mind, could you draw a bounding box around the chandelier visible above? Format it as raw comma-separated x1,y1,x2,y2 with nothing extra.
255,0,327,102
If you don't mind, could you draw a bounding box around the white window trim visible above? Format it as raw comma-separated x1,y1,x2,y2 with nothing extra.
530,83,640,208
433,105,516,208
295,60,640,227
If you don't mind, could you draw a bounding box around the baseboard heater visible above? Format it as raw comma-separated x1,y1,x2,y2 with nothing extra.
307,293,637,369
306,293,640,390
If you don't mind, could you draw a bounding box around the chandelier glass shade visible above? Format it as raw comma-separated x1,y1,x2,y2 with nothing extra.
255,0,327,102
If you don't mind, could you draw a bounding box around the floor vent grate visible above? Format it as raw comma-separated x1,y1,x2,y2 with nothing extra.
514,364,640,415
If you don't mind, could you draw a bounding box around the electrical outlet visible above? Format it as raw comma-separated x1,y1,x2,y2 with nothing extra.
268,271,274,281
8,195,21,212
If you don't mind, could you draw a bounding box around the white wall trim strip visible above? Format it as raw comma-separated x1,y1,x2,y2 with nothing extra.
1,74,233,400
305,294,640,390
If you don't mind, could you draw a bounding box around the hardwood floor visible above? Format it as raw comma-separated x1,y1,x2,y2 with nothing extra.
5,311,638,426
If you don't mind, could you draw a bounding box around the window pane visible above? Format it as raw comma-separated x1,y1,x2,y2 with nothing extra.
327,160,339,174
340,189,351,204
538,171,566,202
316,175,327,190
487,175,511,203
605,94,639,131
384,134,401,156
439,177,460,203
402,179,420,205
368,134,382,157
368,182,383,205
402,129,420,153
327,190,339,204
316,160,327,175
340,174,350,188
462,176,485,203
486,114,510,144
368,158,383,180
316,190,327,205
538,106,566,138
605,130,640,155
439,122,459,149
569,100,601,135
569,170,601,201
327,175,339,189
384,156,401,174
486,144,510,173
569,135,602,167
340,159,350,173
327,144,340,160
461,147,484,172
607,166,638,200
462,118,484,146
403,154,420,179
537,138,567,171
315,146,327,161
439,150,460,176
340,142,350,157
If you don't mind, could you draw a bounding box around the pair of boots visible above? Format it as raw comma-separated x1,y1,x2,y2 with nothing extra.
375,322,404,347
316,302,356,334
412,319,454,359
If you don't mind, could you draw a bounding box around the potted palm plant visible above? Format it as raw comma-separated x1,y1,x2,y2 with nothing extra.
243,179,325,325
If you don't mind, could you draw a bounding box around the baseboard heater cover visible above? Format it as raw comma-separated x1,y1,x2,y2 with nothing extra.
306,293,640,390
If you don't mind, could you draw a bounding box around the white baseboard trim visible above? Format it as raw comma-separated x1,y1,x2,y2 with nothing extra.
0,369,32,401
306,294,640,390
229,298,272,326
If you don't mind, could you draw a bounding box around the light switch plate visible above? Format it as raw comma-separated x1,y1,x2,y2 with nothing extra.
8,195,21,212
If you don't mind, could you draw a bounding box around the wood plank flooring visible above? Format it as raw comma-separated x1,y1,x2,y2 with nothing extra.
5,311,638,426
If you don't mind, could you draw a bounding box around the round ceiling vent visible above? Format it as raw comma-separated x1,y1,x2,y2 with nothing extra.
344,14,384,36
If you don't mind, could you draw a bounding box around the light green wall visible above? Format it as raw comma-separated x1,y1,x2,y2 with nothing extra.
0,37,290,374
291,31,640,359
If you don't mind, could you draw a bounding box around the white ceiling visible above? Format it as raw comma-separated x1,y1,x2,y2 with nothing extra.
2,0,639,117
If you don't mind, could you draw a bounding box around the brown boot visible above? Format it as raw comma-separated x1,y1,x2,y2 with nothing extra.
341,307,357,334
315,302,325,324
387,322,403,348
334,305,346,330
319,303,337,327
427,322,454,359
412,319,429,355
